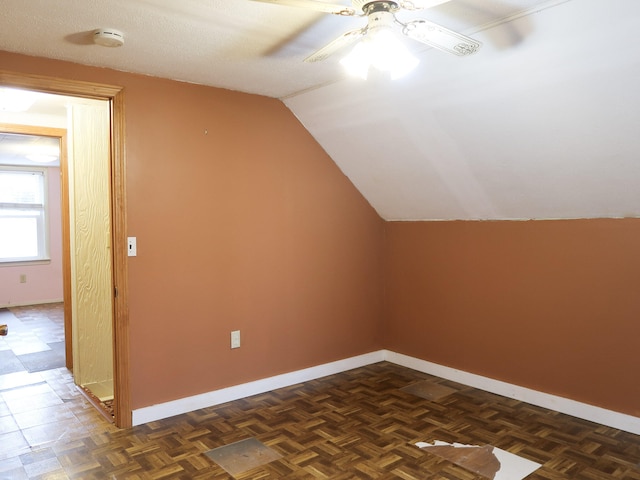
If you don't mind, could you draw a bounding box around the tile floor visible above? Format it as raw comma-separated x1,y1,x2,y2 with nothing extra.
0,305,65,375
0,304,118,479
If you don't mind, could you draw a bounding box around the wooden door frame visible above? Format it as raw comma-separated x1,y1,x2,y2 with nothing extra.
0,70,131,428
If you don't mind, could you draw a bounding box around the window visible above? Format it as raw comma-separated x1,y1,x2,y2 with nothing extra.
0,167,48,263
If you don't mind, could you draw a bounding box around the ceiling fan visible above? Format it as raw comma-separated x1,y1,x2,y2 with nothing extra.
251,0,481,71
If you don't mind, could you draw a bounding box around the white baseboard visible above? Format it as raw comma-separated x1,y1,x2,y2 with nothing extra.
132,351,385,426
384,350,640,436
0,299,64,309
132,350,640,435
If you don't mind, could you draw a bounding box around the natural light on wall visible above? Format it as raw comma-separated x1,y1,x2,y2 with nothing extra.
0,169,47,262
0,88,41,113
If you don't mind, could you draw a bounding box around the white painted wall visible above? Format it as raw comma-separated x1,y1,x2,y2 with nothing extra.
0,166,64,307
0,100,68,307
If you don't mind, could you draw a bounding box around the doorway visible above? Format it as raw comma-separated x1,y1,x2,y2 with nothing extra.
0,70,131,428
1,107,115,415
0,127,68,378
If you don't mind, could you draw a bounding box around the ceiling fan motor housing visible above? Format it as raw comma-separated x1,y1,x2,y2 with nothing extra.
356,0,400,14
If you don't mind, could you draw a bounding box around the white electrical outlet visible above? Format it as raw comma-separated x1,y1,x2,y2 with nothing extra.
231,330,241,349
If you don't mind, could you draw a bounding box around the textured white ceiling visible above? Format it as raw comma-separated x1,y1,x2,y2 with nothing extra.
286,0,640,220
0,132,60,166
1,0,639,220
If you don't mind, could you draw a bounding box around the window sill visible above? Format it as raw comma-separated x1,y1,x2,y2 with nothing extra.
0,259,52,267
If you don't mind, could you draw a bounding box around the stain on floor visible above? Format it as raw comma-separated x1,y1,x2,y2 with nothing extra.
205,437,282,477
401,379,458,401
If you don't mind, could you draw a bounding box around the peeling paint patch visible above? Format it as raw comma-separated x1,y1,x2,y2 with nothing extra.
416,441,541,480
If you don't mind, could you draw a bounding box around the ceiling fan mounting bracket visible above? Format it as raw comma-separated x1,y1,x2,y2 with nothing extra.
359,1,400,15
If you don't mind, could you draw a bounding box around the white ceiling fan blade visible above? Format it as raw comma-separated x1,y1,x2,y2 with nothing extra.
304,27,366,62
250,0,356,16
403,19,481,56
399,0,452,11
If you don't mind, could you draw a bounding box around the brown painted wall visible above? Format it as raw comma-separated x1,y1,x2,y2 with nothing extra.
0,51,385,409
385,219,640,417
4,51,639,420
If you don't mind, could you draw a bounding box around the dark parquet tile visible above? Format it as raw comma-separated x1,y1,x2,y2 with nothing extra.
35,362,633,480
1,302,639,479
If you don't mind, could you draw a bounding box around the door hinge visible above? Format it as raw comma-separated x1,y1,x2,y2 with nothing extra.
114,286,118,298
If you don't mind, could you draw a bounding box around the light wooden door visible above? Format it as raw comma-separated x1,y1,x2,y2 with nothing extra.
67,101,114,400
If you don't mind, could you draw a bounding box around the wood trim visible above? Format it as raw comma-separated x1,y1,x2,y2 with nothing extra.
109,90,132,428
0,124,66,136
0,71,132,428
59,134,73,371
0,70,124,100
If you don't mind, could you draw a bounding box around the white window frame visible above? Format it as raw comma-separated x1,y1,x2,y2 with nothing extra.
0,166,50,265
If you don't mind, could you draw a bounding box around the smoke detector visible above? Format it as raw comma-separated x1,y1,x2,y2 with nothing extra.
93,29,124,47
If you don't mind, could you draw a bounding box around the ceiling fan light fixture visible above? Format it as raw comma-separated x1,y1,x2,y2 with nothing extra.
340,41,373,79
26,154,58,164
253,0,481,75
340,27,419,80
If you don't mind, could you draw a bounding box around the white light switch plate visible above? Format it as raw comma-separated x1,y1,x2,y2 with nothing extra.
128,237,137,256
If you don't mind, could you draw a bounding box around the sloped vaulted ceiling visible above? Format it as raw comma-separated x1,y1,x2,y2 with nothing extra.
284,0,640,220
1,0,639,220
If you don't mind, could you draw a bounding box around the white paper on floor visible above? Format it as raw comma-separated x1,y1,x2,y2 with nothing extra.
416,441,541,480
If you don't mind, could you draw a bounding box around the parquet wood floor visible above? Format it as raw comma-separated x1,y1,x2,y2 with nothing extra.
3,359,639,479
1,307,639,478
